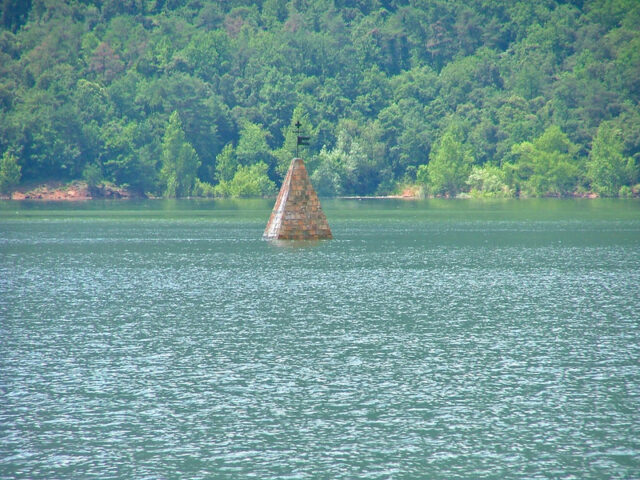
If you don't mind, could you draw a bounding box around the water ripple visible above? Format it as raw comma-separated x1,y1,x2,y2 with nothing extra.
1,206,639,479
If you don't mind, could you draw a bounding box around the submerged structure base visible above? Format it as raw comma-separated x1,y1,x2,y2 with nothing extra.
263,158,332,241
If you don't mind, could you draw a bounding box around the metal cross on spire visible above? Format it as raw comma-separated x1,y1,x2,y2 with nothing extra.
295,120,310,158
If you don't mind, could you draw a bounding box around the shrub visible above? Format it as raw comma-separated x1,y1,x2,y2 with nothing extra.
216,162,276,197
0,151,21,195
466,165,513,197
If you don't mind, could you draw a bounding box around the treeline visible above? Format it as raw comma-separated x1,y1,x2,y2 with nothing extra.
0,0,639,197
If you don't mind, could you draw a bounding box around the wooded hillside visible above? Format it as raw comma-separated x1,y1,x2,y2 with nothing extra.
1,0,639,197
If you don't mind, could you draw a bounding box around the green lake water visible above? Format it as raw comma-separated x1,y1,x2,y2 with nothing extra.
1,198,639,479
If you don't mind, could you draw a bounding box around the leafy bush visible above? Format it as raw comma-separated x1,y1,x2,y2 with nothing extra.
424,124,473,197
0,151,21,195
508,126,582,196
1,0,639,197
618,185,632,198
587,122,638,197
193,179,216,198
466,165,512,198
161,112,201,198
82,163,103,195
216,162,275,198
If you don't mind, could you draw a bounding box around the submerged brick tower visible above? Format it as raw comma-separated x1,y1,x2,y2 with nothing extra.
263,158,332,240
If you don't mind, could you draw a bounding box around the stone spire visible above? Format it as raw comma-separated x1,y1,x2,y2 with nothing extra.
263,158,332,240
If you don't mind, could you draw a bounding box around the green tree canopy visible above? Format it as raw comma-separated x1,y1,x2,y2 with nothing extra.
216,162,276,198
506,125,582,196
161,111,200,198
587,122,638,197
215,144,238,183
1,0,639,197
424,124,474,196
0,151,21,195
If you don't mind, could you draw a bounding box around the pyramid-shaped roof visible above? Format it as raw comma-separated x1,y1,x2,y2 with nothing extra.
263,158,332,240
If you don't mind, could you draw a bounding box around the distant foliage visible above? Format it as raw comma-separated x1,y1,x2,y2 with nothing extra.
0,151,21,194
214,144,237,183
506,126,583,197
0,0,639,197
311,147,344,197
587,122,638,197
424,125,473,197
215,162,276,198
161,111,200,198
466,165,511,198
82,163,103,195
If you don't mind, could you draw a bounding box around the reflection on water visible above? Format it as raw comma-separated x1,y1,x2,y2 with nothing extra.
266,239,329,249
1,199,639,479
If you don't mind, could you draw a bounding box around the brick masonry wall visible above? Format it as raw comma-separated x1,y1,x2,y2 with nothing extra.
263,158,332,240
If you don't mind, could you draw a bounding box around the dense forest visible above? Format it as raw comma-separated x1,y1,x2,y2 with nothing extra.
0,0,639,198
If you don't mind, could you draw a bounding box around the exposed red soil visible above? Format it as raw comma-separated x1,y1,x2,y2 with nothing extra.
4,181,138,201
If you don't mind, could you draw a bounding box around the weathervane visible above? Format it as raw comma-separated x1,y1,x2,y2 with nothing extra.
295,120,310,158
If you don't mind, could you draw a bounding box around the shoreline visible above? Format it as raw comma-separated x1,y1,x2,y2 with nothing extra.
1,181,140,201
1,182,637,201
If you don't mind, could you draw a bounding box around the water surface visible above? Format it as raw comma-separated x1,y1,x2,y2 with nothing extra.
1,199,639,479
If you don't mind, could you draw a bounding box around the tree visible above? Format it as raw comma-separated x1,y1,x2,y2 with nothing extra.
101,120,157,194
215,143,238,183
82,163,103,195
236,121,274,167
425,124,473,196
1,0,32,32
2,0,640,198
507,125,582,196
74,79,111,124
316,130,379,196
89,42,124,83
587,122,638,197
310,146,345,196
0,150,21,195
216,162,275,197
416,164,429,185
466,164,511,197
342,136,378,195
160,111,201,198
179,30,231,80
